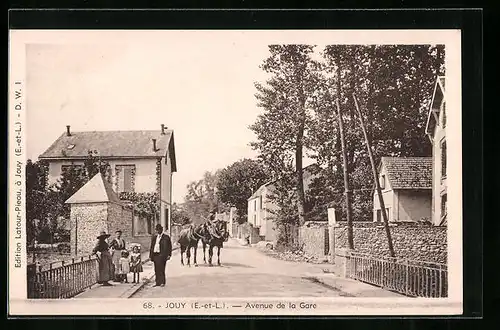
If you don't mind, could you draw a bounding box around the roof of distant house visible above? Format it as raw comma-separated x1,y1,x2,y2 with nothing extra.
65,173,121,204
39,128,176,172
248,163,321,200
379,157,432,190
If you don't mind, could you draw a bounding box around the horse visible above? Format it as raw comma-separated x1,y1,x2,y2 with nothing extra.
177,223,211,267
206,219,229,266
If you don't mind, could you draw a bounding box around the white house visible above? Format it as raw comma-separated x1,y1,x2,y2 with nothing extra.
425,76,448,226
247,164,319,242
38,124,177,234
373,157,432,223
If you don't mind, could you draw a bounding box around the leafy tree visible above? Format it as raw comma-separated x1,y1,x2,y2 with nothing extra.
307,45,445,224
26,159,49,244
183,171,221,224
171,203,190,225
26,151,111,245
215,158,269,223
250,45,320,227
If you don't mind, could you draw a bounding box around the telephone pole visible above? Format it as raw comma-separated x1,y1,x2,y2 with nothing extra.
352,92,395,257
333,65,354,250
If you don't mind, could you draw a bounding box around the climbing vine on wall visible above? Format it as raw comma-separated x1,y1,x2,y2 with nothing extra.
118,192,160,220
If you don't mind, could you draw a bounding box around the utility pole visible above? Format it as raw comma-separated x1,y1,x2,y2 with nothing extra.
333,65,355,250
352,92,395,257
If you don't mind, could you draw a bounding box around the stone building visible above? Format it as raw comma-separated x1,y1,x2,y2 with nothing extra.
65,173,135,255
39,124,177,234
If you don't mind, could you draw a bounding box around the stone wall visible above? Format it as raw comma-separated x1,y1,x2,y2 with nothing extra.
299,221,329,258
70,203,108,256
107,202,134,247
237,222,261,244
334,222,447,264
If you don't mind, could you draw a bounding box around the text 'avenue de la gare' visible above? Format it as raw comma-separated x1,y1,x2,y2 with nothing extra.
142,301,317,310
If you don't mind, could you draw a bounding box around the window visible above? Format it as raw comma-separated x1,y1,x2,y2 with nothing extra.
116,165,136,192
254,199,257,211
380,175,386,189
441,194,447,219
376,210,381,222
61,164,83,174
133,213,152,236
385,208,391,221
253,214,257,226
259,196,263,210
441,140,447,179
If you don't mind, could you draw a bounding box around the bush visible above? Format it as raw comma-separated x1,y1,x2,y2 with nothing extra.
57,242,71,254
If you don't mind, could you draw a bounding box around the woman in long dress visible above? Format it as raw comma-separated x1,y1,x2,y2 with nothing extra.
109,230,126,282
92,231,114,286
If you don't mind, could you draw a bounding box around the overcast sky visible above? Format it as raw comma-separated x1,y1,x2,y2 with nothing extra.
25,31,323,203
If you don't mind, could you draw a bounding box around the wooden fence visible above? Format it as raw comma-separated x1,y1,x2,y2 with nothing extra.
345,251,448,298
27,255,98,299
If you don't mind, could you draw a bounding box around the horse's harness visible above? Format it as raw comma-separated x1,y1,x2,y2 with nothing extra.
190,223,210,241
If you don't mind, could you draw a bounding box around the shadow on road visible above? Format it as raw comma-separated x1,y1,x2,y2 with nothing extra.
187,262,254,269
219,262,254,268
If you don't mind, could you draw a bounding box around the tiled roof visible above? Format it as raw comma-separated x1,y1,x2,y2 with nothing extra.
380,157,432,190
40,129,172,159
65,173,121,204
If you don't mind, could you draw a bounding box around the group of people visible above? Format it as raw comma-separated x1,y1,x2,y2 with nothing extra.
93,212,229,287
92,230,145,286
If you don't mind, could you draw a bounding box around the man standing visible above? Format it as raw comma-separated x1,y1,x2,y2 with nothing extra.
149,224,172,287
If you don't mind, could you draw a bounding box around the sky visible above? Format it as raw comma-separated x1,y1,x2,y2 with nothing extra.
25,31,319,203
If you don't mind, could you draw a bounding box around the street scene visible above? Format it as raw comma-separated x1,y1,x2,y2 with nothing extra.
20,31,453,307
75,238,400,299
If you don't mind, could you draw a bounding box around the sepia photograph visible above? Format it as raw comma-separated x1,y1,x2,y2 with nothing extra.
8,29,462,315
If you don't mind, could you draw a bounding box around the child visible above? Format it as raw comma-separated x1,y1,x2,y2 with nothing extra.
129,245,143,283
118,250,130,283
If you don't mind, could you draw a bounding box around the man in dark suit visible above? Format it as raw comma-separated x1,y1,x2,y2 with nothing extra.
149,224,172,287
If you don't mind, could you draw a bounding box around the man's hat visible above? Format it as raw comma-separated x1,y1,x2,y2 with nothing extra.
155,224,163,231
97,231,111,239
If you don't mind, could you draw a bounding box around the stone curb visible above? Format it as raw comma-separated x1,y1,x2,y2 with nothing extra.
303,273,404,298
124,246,179,298
301,273,356,297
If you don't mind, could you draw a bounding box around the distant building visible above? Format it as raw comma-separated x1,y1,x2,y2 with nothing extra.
373,157,432,223
39,124,177,233
247,164,319,242
425,76,448,226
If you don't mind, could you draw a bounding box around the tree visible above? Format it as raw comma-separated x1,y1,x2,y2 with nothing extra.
26,152,111,245
26,159,49,244
215,158,269,223
250,45,319,227
171,203,190,225
183,171,221,224
308,45,445,226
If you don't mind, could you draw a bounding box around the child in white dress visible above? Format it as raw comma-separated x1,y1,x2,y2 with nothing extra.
118,250,130,283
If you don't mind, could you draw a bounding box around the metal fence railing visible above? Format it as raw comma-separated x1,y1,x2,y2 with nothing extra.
27,255,98,299
345,252,448,298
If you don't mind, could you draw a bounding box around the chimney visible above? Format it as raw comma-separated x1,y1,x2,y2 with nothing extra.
152,138,158,152
66,125,71,136
161,124,167,135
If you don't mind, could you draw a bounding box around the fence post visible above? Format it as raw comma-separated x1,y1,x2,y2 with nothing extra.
405,259,409,296
327,208,336,264
439,264,443,298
